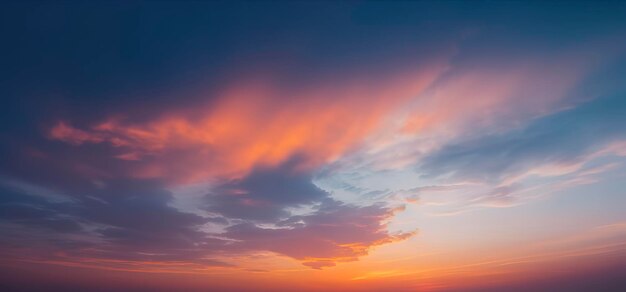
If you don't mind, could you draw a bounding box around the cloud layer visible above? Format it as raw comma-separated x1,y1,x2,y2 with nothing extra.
1,2,626,290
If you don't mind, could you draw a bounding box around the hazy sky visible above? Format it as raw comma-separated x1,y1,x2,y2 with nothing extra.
1,1,626,291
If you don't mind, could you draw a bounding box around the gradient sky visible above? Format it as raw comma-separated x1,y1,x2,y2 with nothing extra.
1,1,626,291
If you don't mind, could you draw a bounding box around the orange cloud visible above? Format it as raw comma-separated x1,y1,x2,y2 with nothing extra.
49,121,106,145
50,64,447,183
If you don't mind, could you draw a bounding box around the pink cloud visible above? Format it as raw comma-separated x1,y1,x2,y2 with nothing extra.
49,63,447,183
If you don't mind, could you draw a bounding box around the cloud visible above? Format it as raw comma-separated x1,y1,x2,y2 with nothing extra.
31,41,625,272
0,181,84,235
0,179,231,269
0,161,416,270
204,158,328,221
418,92,626,183
402,55,588,137
49,122,106,145
199,159,416,267
47,61,447,183
223,199,414,269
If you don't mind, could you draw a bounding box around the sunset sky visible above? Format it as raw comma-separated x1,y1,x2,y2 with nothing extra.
1,1,626,291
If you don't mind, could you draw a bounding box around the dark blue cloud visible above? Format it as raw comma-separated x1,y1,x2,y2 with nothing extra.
205,158,328,221
0,179,229,266
0,185,82,233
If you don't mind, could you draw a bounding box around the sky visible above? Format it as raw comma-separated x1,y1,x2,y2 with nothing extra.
1,1,626,291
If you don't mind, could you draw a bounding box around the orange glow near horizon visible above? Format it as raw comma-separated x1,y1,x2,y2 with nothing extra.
4,221,625,291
